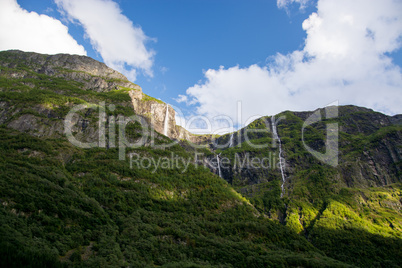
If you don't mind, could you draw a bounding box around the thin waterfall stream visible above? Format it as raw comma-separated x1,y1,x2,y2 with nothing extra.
228,133,234,148
217,154,222,178
163,104,169,136
272,116,286,198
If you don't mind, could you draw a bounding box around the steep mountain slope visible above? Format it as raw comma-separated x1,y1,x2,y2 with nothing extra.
215,106,402,267
0,50,401,267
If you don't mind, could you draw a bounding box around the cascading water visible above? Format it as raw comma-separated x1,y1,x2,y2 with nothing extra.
272,116,286,198
228,133,234,148
216,154,222,178
163,104,169,136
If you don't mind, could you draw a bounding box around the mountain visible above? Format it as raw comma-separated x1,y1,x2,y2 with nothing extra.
214,106,402,266
0,50,401,267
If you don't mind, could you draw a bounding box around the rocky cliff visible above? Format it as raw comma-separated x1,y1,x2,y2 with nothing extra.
128,88,212,143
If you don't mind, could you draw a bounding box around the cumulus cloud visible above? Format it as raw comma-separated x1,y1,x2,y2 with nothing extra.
55,0,155,81
0,0,86,55
179,0,402,133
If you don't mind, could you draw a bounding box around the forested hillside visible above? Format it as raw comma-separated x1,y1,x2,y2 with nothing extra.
0,50,401,267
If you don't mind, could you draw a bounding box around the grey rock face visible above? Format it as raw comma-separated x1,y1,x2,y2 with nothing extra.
128,90,211,144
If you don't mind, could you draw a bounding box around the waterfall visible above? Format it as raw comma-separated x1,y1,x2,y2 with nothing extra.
228,133,234,148
163,104,169,136
272,116,286,198
217,154,222,178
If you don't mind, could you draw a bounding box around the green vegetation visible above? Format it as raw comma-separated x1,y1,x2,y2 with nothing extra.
142,93,164,104
0,126,353,267
214,109,402,267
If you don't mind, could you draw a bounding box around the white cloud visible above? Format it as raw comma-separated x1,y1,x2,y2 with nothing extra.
0,0,86,55
55,0,155,81
277,0,311,10
175,94,189,104
180,0,402,133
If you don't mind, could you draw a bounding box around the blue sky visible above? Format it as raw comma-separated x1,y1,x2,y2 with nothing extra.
1,0,402,133
16,0,316,102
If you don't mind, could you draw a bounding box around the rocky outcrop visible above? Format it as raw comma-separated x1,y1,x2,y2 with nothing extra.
0,100,100,145
129,96,175,137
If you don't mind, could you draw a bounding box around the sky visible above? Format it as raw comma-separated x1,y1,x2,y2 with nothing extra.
1,0,401,134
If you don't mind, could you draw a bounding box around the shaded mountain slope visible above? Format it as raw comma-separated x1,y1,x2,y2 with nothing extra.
0,50,401,267
215,106,402,267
